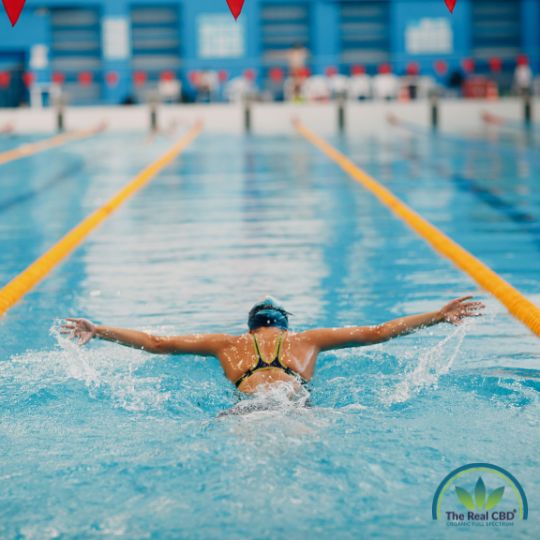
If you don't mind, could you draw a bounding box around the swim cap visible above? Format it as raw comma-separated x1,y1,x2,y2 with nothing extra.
248,296,292,331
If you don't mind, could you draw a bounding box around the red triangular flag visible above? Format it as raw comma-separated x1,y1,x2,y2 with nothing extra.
226,0,245,20
444,0,457,13
2,0,26,26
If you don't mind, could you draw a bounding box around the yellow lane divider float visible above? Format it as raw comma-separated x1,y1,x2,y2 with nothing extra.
0,122,107,167
294,120,540,338
0,122,203,316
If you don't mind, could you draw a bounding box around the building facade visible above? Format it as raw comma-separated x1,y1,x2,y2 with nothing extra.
0,0,539,105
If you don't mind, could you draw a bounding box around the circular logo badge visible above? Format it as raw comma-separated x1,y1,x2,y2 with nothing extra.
433,463,528,527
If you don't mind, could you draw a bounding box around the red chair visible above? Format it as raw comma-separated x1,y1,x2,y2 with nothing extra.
244,69,256,81
78,72,93,86
52,72,65,85
462,58,475,73
434,60,448,76
23,72,35,87
406,62,420,76
0,72,11,88
489,57,502,73
161,71,175,82
188,71,200,85
325,66,338,77
269,68,284,82
351,65,366,76
106,72,119,87
517,54,528,66
133,71,147,87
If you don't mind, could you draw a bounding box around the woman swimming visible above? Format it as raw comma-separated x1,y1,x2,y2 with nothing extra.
62,296,483,394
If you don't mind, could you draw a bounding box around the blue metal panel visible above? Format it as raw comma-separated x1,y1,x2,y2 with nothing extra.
260,2,310,68
311,0,339,75
0,51,25,107
339,1,391,71
521,0,540,73
131,5,181,77
50,6,102,104
471,0,521,61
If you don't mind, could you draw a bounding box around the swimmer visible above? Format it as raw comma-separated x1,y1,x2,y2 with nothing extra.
61,295,484,394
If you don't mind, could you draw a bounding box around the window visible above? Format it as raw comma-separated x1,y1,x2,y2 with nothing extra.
198,14,245,58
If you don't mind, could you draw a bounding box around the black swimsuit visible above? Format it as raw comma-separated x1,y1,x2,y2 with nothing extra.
234,332,305,388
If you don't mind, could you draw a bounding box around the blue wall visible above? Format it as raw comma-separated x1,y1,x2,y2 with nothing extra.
0,0,538,104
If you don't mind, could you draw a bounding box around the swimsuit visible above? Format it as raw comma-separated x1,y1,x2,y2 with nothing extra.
234,332,305,388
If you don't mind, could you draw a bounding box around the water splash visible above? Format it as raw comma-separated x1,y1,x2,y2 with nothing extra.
218,380,310,418
380,322,469,405
0,322,171,412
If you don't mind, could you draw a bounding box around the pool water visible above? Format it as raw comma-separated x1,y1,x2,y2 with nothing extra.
0,127,539,539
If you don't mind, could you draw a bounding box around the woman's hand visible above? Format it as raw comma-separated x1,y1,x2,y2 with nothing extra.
439,296,484,325
61,318,97,345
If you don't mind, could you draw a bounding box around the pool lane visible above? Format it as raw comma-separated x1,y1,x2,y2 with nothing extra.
0,125,202,317
0,127,103,167
0,132,177,352
298,122,540,339
0,132,538,539
344,128,540,294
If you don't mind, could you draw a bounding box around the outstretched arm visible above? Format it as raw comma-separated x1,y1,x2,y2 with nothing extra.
61,318,232,356
300,296,484,352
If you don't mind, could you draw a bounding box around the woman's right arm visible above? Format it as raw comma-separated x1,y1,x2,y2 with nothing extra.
61,318,232,356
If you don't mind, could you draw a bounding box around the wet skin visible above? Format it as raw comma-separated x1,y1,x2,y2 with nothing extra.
62,297,483,393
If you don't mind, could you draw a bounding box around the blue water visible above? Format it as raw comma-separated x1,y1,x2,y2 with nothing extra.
0,127,539,539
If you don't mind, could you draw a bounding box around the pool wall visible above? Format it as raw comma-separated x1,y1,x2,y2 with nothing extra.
0,98,538,135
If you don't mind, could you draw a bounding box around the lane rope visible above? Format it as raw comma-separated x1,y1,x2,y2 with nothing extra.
294,120,540,337
0,123,105,166
0,122,203,316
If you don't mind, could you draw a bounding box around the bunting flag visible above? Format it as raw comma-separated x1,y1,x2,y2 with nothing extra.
224,1,455,19
4,0,451,26
2,0,26,26
444,0,457,13
226,0,245,20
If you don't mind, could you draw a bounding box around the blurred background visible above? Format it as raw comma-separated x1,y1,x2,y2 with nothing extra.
0,0,538,108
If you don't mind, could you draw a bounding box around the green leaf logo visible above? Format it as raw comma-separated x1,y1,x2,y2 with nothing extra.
455,479,505,512
455,486,475,511
486,487,505,511
474,477,486,510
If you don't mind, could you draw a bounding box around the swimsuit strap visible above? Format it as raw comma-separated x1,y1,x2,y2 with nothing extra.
235,332,305,389
252,332,283,365
276,332,285,362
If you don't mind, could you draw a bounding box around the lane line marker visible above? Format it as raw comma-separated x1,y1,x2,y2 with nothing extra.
295,120,540,337
0,122,203,316
0,124,105,166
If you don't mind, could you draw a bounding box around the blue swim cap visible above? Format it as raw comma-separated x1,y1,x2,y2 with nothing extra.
248,296,292,331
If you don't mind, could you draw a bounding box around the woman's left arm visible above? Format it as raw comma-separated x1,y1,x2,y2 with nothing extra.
299,296,484,351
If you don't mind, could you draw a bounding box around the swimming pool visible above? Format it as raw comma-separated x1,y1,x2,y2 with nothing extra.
1,125,539,538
